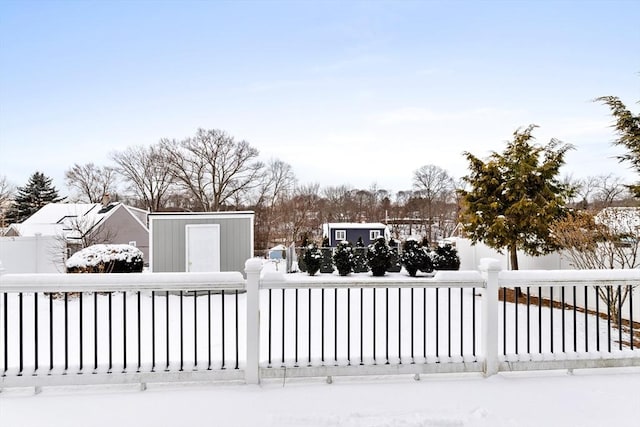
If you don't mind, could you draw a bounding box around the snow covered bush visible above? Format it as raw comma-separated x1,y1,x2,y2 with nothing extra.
66,244,144,273
367,237,392,276
302,242,322,276
400,238,433,276
387,238,402,272
333,240,355,276
353,237,369,273
320,247,335,273
297,234,310,272
431,244,460,271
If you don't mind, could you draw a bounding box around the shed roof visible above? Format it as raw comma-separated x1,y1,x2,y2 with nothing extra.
325,222,387,229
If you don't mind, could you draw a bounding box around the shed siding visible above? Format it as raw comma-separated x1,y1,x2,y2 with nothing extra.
329,226,386,246
150,213,253,273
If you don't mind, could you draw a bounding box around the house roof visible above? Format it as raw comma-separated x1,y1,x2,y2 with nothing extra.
6,223,65,237
11,202,147,239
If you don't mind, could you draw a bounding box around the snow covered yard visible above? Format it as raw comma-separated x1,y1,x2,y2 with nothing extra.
2,367,639,427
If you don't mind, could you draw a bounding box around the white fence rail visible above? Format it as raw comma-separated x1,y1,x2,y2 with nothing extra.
1,258,639,390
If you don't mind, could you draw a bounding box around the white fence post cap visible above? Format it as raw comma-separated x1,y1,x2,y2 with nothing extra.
479,258,501,272
244,257,263,273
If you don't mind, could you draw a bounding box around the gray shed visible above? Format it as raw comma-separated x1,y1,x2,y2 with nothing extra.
148,211,254,274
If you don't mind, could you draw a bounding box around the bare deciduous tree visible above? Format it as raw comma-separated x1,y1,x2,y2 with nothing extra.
162,129,264,211
322,185,356,223
592,174,630,208
551,208,639,323
251,159,297,250
413,164,455,243
64,163,118,203
0,175,16,227
111,144,174,212
283,183,323,244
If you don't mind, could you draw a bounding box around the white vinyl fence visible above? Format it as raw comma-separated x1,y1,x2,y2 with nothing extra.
1,259,638,390
0,235,65,274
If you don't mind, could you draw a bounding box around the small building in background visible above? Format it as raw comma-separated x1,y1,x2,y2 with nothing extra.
148,211,254,274
3,200,149,266
322,222,390,247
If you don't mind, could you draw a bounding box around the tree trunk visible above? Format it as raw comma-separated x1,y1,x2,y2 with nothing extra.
509,244,522,298
509,245,519,270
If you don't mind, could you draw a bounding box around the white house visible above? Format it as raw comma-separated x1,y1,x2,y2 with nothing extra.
3,200,149,263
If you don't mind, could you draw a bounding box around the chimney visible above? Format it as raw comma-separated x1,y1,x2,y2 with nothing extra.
101,193,111,208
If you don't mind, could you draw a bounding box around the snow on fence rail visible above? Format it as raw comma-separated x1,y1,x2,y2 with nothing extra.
0,258,639,390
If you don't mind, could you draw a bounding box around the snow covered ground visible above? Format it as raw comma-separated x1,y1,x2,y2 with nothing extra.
2,367,639,427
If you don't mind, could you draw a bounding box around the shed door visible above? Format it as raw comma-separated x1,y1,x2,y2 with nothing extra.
185,224,221,272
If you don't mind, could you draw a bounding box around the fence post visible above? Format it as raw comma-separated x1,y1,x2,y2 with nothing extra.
244,257,263,384
479,258,501,377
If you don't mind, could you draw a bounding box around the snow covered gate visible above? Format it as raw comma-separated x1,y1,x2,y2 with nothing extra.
1,260,639,390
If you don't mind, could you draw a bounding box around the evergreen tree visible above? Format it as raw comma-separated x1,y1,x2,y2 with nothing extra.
353,236,369,273
9,172,64,223
332,240,355,276
366,237,392,276
400,238,432,276
302,242,322,276
431,244,460,271
459,125,572,270
595,96,640,197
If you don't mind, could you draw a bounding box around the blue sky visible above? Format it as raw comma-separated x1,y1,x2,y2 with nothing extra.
1,0,639,196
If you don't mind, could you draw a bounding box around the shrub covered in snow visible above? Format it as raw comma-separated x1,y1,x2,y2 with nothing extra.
320,247,335,273
387,238,402,272
66,244,144,273
353,237,369,273
302,242,322,276
400,238,433,276
367,237,392,276
431,244,460,271
333,240,355,276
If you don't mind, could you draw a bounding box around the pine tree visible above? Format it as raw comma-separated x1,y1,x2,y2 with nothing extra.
459,125,572,270
332,240,355,276
366,237,392,276
431,244,460,271
595,96,640,197
302,242,322,276
9,172,64,223
353,236,369,273
400,239,432,276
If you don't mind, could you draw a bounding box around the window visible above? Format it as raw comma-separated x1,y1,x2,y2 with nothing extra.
335,230,346,241
370,230,381,240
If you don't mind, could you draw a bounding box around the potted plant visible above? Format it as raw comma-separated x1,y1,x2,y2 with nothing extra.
367,237,392,276
333,240,355,276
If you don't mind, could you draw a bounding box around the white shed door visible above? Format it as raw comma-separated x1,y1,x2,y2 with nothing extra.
185,224,221,272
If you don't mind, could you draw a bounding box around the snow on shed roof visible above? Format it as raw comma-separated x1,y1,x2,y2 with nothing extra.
325,222,387,229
